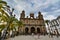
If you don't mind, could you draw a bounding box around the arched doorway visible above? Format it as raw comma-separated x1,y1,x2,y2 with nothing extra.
25,27,29,33
31,27,35,33
37,28,40,33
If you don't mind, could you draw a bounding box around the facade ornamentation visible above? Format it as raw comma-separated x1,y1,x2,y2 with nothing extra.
20,10,46,34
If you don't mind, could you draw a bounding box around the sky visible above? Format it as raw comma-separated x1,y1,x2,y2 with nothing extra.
3,0,60,20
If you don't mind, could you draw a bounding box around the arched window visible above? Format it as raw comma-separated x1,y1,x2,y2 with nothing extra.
37,28,40,33
31,27,35,33
25,27,29,33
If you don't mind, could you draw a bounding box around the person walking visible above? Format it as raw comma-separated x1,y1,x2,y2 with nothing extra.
32,33,34,36
37,33,40,39
56,30,59,38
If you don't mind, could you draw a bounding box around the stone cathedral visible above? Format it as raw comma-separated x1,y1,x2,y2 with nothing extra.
20,10,46,34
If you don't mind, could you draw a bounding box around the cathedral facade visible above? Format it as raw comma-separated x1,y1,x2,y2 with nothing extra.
20,10,46,34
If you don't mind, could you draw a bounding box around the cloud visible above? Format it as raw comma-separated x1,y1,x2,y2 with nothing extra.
14,5,24,12
44,15,56,20
42,12,47,15
54,9,60,13
3,0,60,20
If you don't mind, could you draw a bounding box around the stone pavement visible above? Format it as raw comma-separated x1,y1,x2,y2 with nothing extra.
6,35,60,40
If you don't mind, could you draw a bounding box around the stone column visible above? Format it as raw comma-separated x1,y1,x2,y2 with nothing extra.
28,28,30,34
35,27,37,34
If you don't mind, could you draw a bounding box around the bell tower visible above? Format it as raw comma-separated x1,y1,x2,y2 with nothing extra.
20,10,25,18
38,11,43,20
30,13,34,19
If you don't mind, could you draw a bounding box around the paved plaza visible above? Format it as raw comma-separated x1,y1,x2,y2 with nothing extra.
6,35,60,40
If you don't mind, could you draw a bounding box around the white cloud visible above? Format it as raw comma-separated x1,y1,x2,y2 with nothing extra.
3,0,60,20
13,0,60,12
13,0,18,3
54,9,60,13
14,5,24,12
42,12,47,16
41,12,55,20
44,15,56,20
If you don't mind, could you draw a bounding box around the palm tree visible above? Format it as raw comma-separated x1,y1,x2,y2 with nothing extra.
0,25,6,31
0,0,9,22
17,21,23,34
0,13,8,21
0,0,19,38
8,17,23,35
17,21,23,28
0,9,9,33
45,20,49,26
0,0,24,37
9,16,18,30
0,0,10,18
45,20,50,29
45,20,50,34
0,5,10,31
0,0,7,9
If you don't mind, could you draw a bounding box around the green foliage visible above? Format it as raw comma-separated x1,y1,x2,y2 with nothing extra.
0,1,7,4
45,20,50,25
0,0,23,31
0,0,7,9
0,25,6,30
17,21,23,27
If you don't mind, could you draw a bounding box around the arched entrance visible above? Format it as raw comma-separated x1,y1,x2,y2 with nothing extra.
37,28,40,33
31,27,35,33
25,27,29,33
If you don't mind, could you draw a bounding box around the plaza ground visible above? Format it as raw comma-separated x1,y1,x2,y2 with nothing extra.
6,35,60,40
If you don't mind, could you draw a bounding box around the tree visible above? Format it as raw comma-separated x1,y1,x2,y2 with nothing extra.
8,16,18,31
0,6,10,31
0,0,9,22
17,21,23,29
0,0,7,9
17,21,23,34
45,20,50,34
45,20,50,25
17,21,23,27
0,0,24,38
